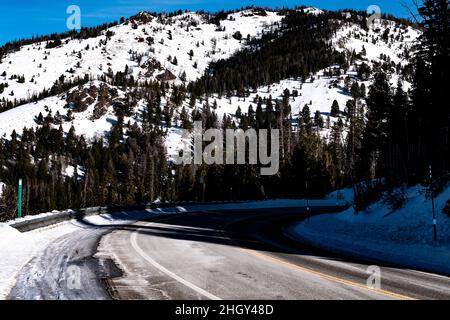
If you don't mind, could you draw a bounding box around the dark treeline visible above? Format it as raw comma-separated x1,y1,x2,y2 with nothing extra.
0,121,168,219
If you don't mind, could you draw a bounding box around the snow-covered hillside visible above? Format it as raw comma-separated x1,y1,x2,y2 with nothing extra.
333,19,420,66
0,10,283,103
0,8,421,158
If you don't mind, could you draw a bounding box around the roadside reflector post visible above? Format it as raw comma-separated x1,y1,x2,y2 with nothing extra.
18,178,23,218
305,168,310,219
429,165,437,241
199,176,205,202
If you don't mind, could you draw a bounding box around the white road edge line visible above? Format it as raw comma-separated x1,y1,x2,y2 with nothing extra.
130,224,222,300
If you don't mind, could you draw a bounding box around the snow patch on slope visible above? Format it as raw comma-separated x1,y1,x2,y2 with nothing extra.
301,7,324,16
332,20,420,66
209,69,351,118
0,182,5,197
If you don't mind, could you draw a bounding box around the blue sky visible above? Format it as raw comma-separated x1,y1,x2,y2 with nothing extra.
0,1,417,45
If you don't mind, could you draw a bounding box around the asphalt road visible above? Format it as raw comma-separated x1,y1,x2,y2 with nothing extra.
9,207,450,300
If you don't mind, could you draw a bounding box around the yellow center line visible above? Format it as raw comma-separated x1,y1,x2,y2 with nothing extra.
241,248,416,300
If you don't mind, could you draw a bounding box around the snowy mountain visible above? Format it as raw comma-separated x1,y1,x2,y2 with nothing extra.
0,10,282,103
0,8,420,154
0,9,285,152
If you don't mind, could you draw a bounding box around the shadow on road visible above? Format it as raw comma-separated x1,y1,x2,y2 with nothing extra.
73,206,394,269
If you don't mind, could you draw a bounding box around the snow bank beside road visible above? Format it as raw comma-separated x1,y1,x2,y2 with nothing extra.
0,222,81,299
0,207,187,299
286,185,450,275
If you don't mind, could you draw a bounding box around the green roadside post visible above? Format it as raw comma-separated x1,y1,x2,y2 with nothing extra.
18,178,23,218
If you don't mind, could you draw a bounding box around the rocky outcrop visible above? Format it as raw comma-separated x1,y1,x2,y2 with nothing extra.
66,83,121,120
142,58,163,77
156,69,176,82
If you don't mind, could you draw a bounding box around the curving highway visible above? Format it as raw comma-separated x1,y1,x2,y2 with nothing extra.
9,207,450,300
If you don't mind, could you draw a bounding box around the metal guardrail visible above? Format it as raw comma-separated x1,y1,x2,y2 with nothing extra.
7,199,351,233
9,204,149,232
7,201,261,232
